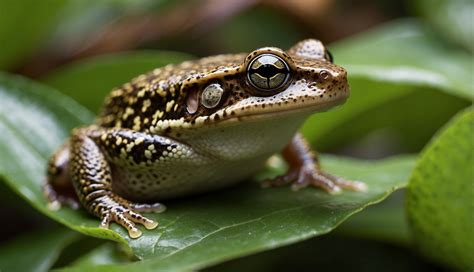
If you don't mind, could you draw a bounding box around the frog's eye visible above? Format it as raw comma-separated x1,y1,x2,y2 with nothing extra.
247,54,290,93
201,83,224,109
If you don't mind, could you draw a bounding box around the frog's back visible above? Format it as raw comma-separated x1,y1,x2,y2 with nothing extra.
97,54,247,131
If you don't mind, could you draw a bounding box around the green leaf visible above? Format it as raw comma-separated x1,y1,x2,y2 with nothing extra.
42,51,193,113
0,72,416,271
69,155,416,272
410,0,474,52
302,19,472,150
0,228,79,272
406,107,474,270
0,0,71,69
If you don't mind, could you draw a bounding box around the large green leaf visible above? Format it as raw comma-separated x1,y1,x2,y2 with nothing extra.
0,0,71,69
0,73,416,271
406,108,474,270
42,51,193,113
409,0,474,52
67,156,416,272
0,228,79,272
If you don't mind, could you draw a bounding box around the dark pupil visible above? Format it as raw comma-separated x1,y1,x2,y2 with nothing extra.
251,64,286,79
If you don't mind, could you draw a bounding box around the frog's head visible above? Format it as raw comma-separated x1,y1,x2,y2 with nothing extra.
140,39,349,158
177,39,349,129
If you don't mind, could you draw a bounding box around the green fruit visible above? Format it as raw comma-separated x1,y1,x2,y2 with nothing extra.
407,108,473,270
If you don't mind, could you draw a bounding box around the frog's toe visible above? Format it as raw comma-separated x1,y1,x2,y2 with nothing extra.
99,206,158,239
297,169,367,194
262,170,298,188
125,210,159,230
130,202,166,213
318,171,368,192
271,163,367,194
294,170,343,194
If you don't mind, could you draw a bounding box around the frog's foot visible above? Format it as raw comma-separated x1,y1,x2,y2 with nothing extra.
265,133,367,193
98,199,165,239
264,164,367,194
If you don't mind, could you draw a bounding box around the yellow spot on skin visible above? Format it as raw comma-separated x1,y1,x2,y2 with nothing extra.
123,83,133,92
123,107,135,120
153,110,164,121
133,116,142,131
126,143,135,152
166,100,175,112
144,150,152,159
135,137,145,145
137,89,146,97
116,137,123,146
142,99,151,112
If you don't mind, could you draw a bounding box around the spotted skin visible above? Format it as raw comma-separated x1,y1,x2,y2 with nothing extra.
45,39,365,238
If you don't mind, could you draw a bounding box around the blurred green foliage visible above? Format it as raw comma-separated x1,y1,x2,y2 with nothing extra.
0,0,471,271
0,0,69,69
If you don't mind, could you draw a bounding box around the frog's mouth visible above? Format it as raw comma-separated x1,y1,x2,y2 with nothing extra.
192,91,349,127
228,95,347,122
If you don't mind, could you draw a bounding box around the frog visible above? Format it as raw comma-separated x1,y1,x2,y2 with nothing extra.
44,39,366,239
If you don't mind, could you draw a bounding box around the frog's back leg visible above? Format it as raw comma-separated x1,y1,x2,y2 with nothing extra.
67,126,166,238
44,141,80,210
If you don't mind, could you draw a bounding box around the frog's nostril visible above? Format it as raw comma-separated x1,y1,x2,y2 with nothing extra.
319,70,330,80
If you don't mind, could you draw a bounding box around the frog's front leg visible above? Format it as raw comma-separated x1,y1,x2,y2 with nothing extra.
265,133,367,193
68,126,166,238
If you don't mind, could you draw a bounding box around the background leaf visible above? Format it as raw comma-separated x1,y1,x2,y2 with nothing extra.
336,190,410,245
0,0,71,69
406,107,474,270
0,228,79,272
70,243,129,267
206,234,437,272
409,0,474,52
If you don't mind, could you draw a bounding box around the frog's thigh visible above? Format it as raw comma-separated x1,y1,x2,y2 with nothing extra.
69,127,163,239
91,128,195,166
